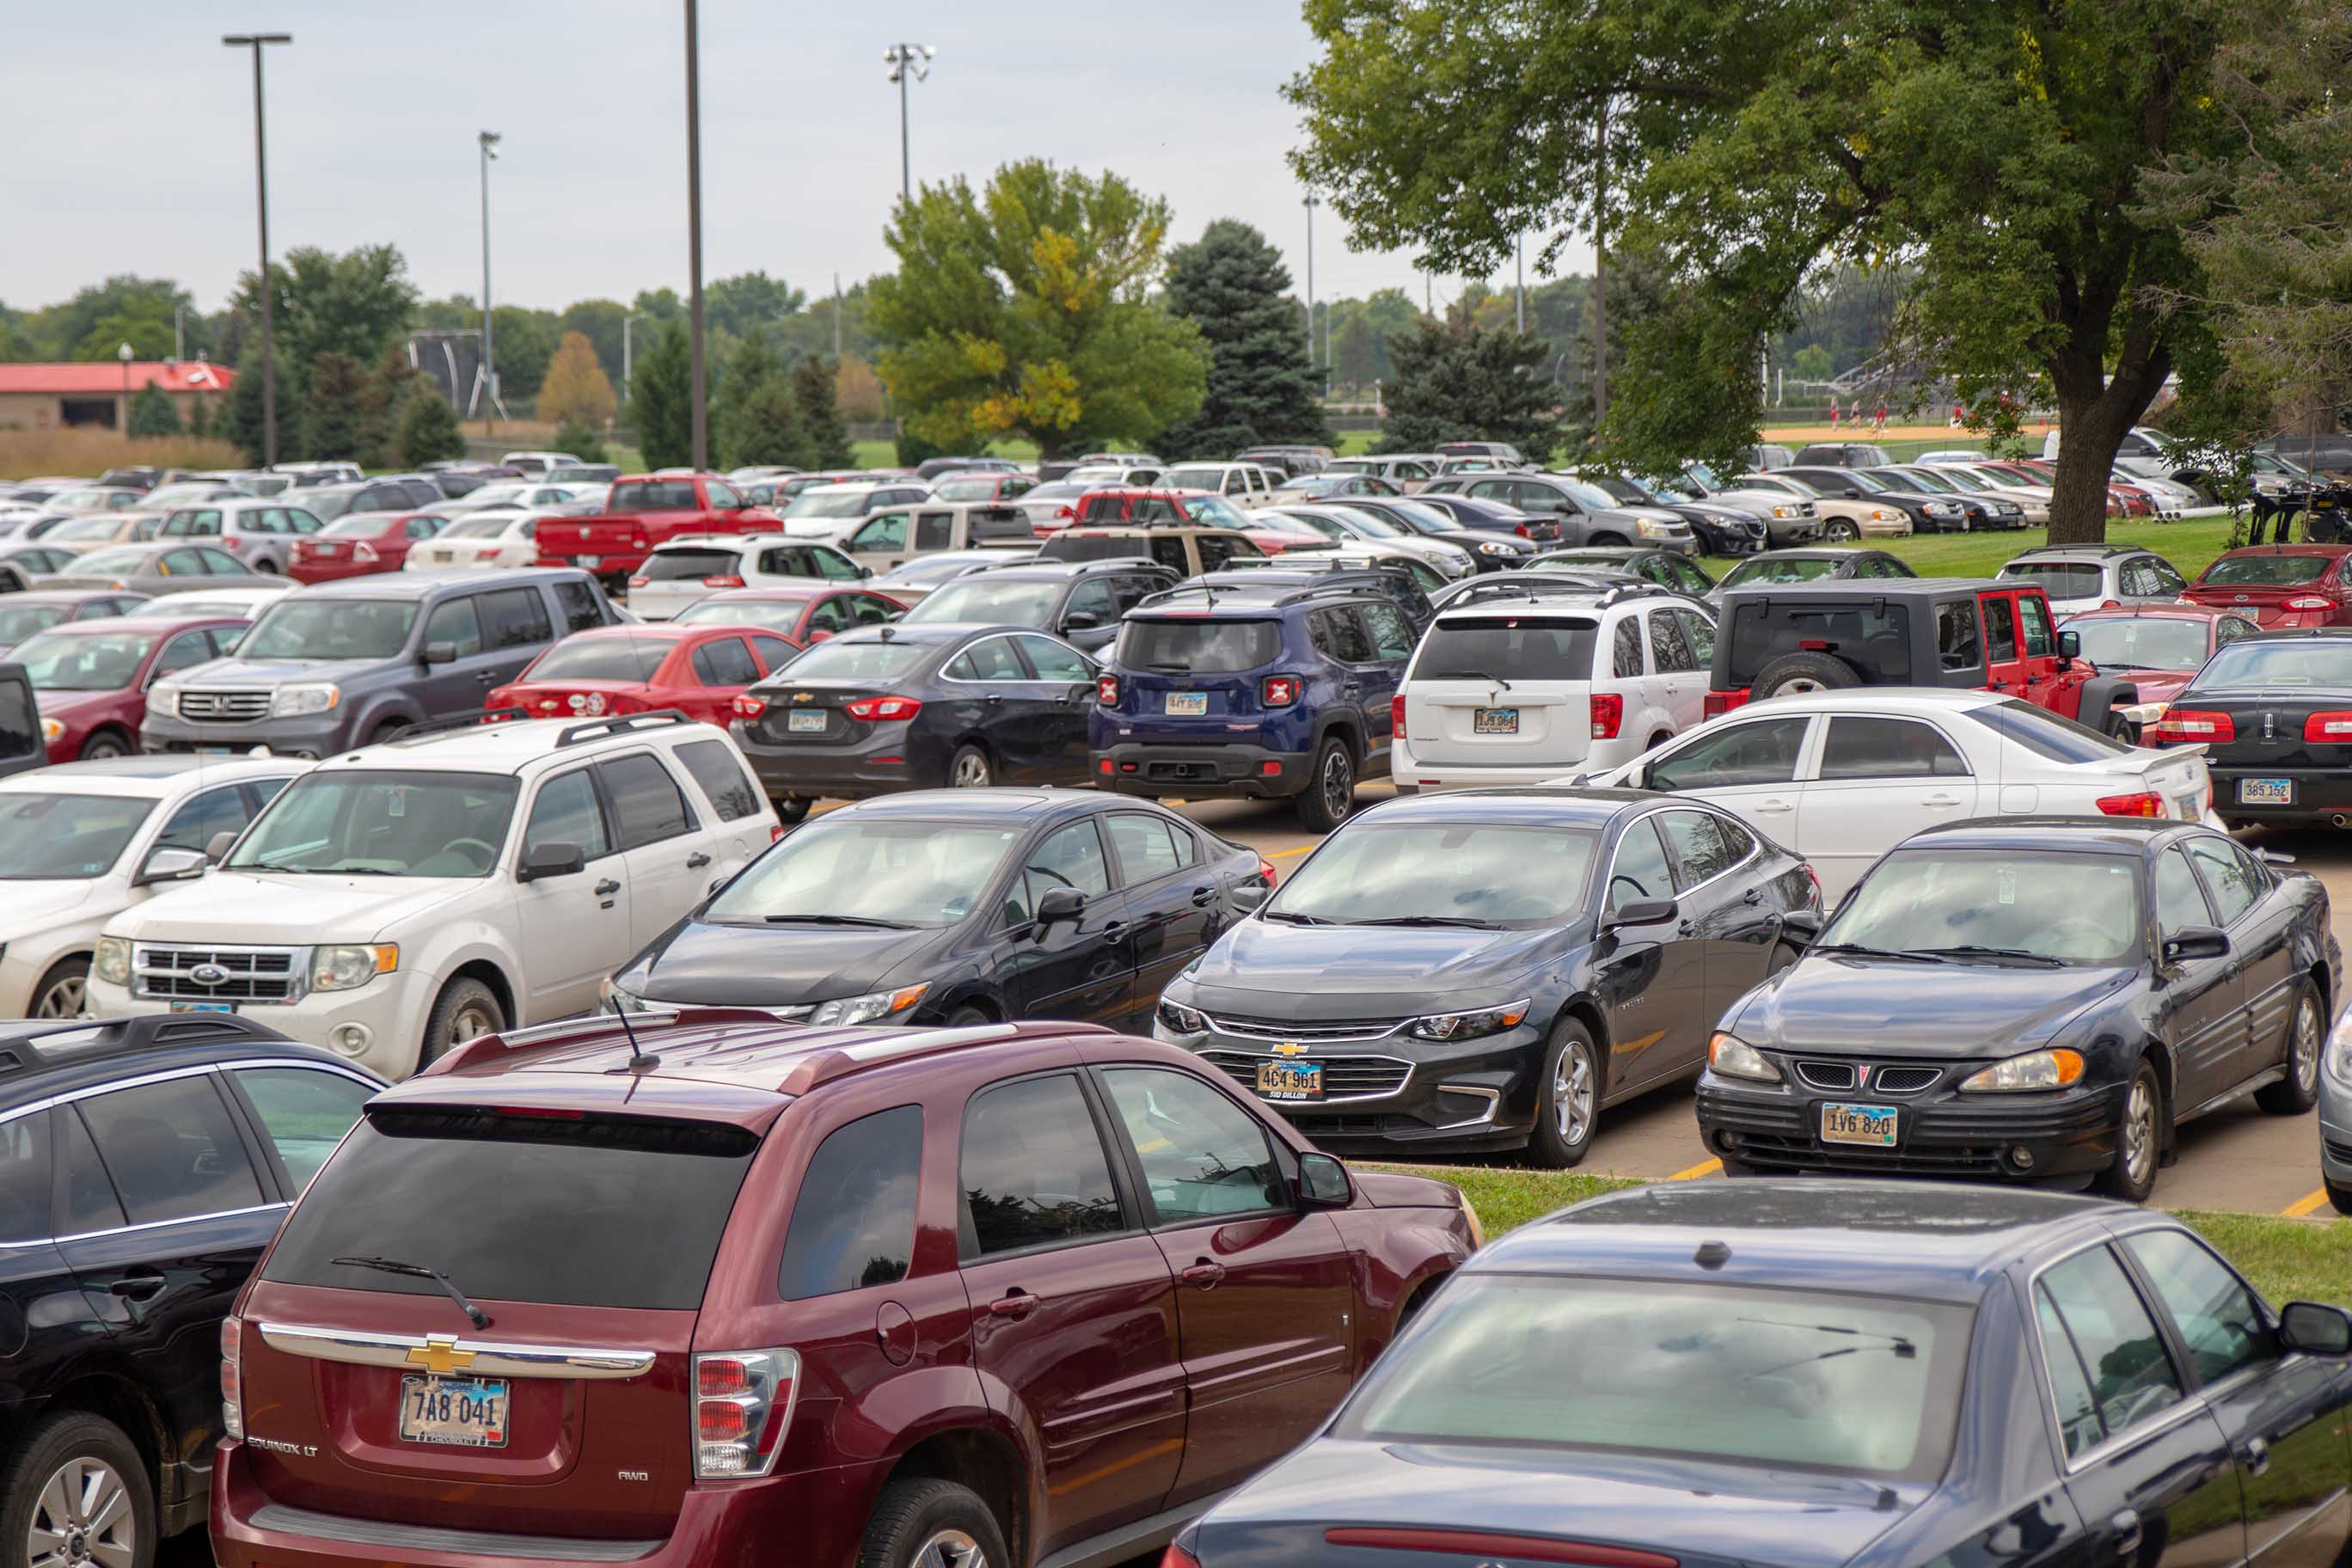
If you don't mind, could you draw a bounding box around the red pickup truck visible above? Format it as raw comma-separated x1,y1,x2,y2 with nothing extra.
533,474,783,585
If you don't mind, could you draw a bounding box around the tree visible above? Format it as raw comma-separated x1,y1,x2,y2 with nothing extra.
227,345,302,465
631,288,683,325
1156,220,1333,458
1788,344,1835,383
835,355,886,422
354,346,420,472
395,389,467,467
8,276,196,363
1331,309,1380,394
716,328,810,470
867,159,1208,459
537,331,617,429
706,272,808,340
792,354,854,469
557,298,628,383
1289,0,2295,542
126,381,182,438
1374,314,1559,459
630,320,695,471
228,244,420,377
489,306,557,405
553,421,610,463
74,306,176,362
303,352,367,459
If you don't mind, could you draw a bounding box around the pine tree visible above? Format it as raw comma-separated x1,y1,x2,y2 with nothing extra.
395,389,468,467
353,346,419,472
126,381,182,438
792,353,854,469
553,421,610,463
1157,220,1333,458
630,321,694,471
187,392,212,438
715,328,811,470
303,352,366,461
1375,315,1559,459
226,346,303,465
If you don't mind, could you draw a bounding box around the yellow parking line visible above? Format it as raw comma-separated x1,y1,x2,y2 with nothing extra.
1669,1156,1724,1181
1268,845,1316,860
2282,1186,2332,1217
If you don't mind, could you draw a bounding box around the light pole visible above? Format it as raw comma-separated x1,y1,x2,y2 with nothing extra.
479,130,500,437
1516,234,1526,334
623,313,651,386
118,343,132,441
883,43,934,206
223,32,291,467
1302,194,1319,380
685,0,707,471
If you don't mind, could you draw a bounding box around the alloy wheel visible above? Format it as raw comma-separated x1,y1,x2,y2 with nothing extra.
2122,1076,2157,1191
33,976,83,1020
1553,1043,1595,1145
911,1529,986,1568
27,1455,135,1568
450,1003,498,1046
1320,749,1352,820
952,752,990,787
2294,997,2322,1093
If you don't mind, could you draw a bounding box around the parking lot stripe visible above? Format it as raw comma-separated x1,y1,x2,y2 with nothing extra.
1268,845,1315,859
1669,1156,1724,1181
2282,1186,2332,1217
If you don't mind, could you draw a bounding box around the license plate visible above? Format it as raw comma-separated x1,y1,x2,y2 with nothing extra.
1821,1102,1898,1146
398,1374,510,1448
316,543,343,555
431,551,453,562
577,555,601,570
1474,707,1520,735
1255,1061,1324,1102
2240,778,2293,805
169,1002,236,1014
787,710,829,732
1165,692,1208,716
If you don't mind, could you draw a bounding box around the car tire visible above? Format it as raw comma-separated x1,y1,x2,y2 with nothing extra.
1588,533,1630,548
2257,983,2324,1114
1717,1151,1759,1178
1527,1018,1602,1169
1749,651,1863,701
29,957,89,1020
1295,737,1356,834
948,744,994,788
0,1411,154,1568
856,1479,1011,1568
2330,1178,2352,1216
253,559,277,576
77,732,127,761
772,795,812,824
2096,1057,2163,1203
1824,520,1859,542
945,1006,993,1026
371,718,412,745
419,977,505,1070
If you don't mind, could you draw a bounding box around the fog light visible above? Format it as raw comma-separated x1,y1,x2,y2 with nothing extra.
1713,1129,1736,1153
330,1024,372,1057
2010,1145,2035,1171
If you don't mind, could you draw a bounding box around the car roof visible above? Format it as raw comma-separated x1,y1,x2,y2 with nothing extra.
2007,544,2147,560
0,1015,364,1112
1716,687,2002,717
4,590,135,606
2238,627,2352,643
695,584,831,601
34,614,239,638
2212,544,2352,559
1910,815,2194,851
286,567,586,599
1357,786,1658,828
965,560,1144,579
1719,576,2016,597
325,710,732,772
0,753,297,796
2061,603,2240,622
1733,547,1882,561
822,622,987,646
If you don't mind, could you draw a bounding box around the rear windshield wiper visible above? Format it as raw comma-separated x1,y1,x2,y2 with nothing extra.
1810,942,1951,964
1430,668,1513,689
1345,915,1501,928
761,913,910,928
1913,945,2066,967
330,1254,490,1329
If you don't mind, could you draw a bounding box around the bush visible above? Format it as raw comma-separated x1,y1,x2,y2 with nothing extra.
554,420,609,464
395,390,468,467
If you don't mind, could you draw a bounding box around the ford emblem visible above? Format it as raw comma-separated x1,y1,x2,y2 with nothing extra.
188,963,231,987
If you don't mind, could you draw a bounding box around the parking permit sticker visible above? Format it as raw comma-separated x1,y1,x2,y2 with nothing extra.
1998,868,2016,905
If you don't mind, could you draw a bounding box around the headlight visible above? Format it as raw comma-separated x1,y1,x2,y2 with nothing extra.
1768,505,1792,518
2324,1011,2352,1086
1635,518,1675,539
1960,1048,2086,1093
1707,1032,1780,1082
1869,508,1900,523
1157,996,1206,1033
311,943,397,992
809,982,928,1026
149,683,182,718
40,718,61,743
1406,999,1529,1041
1924,501,1962,518
272,683,341,718
94,936,131,986
1476,540,1511,555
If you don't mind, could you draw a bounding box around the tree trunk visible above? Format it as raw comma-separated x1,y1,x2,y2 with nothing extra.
2044,388,2132,545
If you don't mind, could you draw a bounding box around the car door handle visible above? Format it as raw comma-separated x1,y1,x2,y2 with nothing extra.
1099,920,1125,940
686,852,711,869
987,1290,1039,1319
1343,680,1363,694
1743,888,1763,904
2109,1509,2143,1559
983,693,1003,705
1923,793,1965,807
108,1271,167,1301
2241,1437,2271,1476
594,879,621,896
475,671,498,684
1677,919,1695,935
1755,799,1793,814
1179,1262,1227,1289
1191,885,1215,907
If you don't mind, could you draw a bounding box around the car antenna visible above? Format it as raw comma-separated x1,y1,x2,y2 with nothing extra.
608,995,659,1073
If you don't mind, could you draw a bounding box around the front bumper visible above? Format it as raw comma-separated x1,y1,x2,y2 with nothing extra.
143,710,357,761
1094,742,1315,800
2318,1075,2352,1187
1695,1066,2120,1182
1762,518,1827,545
2208,766,2352,824
84,968,432,1079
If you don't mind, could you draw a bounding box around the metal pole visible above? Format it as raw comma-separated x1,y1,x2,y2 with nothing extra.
480,132,499,436
223,34,292,468
120,347,132,441
834,273,843,358
174,303,186,363
684,0,707,471
898,64,912,205
1593,98,1610,425
1516,234,1526,334
1302,195,1317,376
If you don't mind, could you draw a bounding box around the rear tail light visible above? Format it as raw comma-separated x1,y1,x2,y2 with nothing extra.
1391,693,1406,738
2096,791,2165,818
221,1318,243,1440
2285,596,2335,610
1097,675,1119,705
692,1349,799,1479
1257,855,1277,885
732,695,768,719
2153,708,2235,743
1160,1545,1204,1568
1802,862,1823,909
844,695,922,721
1515,524,1530,538
704,574,747,588
1056,505,1074,520
353,542,379,563
1589,693,1623,740
628,575,651,589
1262,675,1300,707
1323,1531,1678,1568
1702,689,1749,719
2306,712,2352,741
2100,599,2121,609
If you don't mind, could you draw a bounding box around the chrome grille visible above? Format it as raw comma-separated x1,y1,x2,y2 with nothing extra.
132,944,305,1004
1199,1012,1406,1043
1198,1050,1412,1102
1871,1066,1942,1094
178,689,272,722
1792,1060,1859,1091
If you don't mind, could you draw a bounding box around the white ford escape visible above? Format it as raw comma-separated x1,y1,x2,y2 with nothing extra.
84,712,778,1077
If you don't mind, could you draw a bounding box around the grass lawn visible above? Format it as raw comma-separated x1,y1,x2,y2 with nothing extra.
1699,512,2251,585
1372,1165,2352,1307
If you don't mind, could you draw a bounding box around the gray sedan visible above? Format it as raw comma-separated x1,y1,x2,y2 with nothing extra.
39,542,297,598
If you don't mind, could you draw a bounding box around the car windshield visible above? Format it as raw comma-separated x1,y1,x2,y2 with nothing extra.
675,597,808,633
0,604,70,645
764,638,930,682
523,639,668,683
1334,1273,1970,1483
11,629,156,690
46,516,126,542
1116,617,1282,673
903,579,1063,627
442,516,518,540
1162,467,1230,491
226,770,521,877
321,514,397,537
2190,640,2352,689
1330,506,1409,537
2061,616,2212,671
879,556,988,585
1897,469,1963,493
1415,616,1601,681
1555,477,1621,511
1721,556,1841,588
782,488,875,519
304,492,360,521
1929,467,1994,492
1268,821,1601,928
240,599,418,660
2198,554,2334,587
2000,562,2104,598
0,793,156,879
1381,499,1462,531
1184,497,1248,528
71,548,153,576
1828,848,2142,964
704,818,1020,928
48,490,115,513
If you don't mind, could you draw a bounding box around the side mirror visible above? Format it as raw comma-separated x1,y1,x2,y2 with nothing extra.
1605,896,1678,931
1296,1152,1352,1210
1779,909,1824,946
857,565,873,579
2164,926,2230,963
2281,1302,2352,1356
136,846,210,885
421,640,457,665
2058,628,2082,660
1062,610,1103,632
1230,883,1271,913
1036,886,1087,925
518,840,586,883
204,830,238,864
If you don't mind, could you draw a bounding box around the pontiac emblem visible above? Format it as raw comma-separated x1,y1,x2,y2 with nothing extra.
188,963,231,987
405,1336,477,1376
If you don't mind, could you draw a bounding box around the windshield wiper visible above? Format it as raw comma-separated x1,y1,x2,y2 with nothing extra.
1810,942,1951,964
1914,945,2065,967
1260,910,1332,925
1431,668,1513,690
330,1254,490,1329
1345,915,1501,928
761,913,910,928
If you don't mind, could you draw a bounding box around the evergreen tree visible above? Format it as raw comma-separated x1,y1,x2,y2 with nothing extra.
187,392,212,439
353,346,419,472
303,352,366,460
227,346,303,466
630,321,694,471
715,328,810,470
1156,220,1333,458
395,389,467,468
553,421,610,463
126,381,182,438
1375,315,1559,460
792,353,854,469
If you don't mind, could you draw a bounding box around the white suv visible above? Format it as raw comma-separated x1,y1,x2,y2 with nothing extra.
1392,579,1718,792
627,534,867,620
158,498,328,574
84,712,779,1077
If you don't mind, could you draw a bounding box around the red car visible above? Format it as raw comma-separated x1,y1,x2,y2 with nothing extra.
487,623,803,726
1072,488,1327,556
2183,543,2352,628
669,583,907,643
213,1011,1476,1568
13,615,246,761
289,510,450,583
2057,603,2261,710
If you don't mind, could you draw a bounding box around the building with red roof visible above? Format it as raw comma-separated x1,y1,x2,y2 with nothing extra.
0,360,236,433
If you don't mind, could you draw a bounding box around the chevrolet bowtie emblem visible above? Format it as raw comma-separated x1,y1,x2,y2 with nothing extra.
1273,1042,1307,1057
406,1336,476,1375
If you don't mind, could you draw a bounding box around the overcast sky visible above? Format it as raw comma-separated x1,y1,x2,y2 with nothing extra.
12,0,1595,322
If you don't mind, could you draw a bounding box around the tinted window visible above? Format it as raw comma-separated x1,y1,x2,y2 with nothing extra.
945,636,1028,682
640,548,743,582
1659,810,1740,885
525,639,667,683
1321,609,1376,663
1066,579,1118,623
1116,619,1281,674
1416,616,1598,681
960,1075,1124,1256
524,769,610,861
424,595,485,658
1818,717,1970,780
1728,601,1912,684
1647,716,1809,789
2192,640,2352,689
1649,609,1697,672
2154,847,2213,935
778,1106,922,1300
156,783,254,853
262,1108,757,1309
1613,618,1645,677
2037,1289,2107,1460
76,1075,264,1224
1981,596,2018,663
2186,838,2261,923
1108,812,1184,884
1101,1069,1283,1220
1359,601,1415,662
676,738,763,822
915,512,953,551
1608,818,1676,911
59,1106,125,1233
600,753,693,848
554,579,606,632
1015,634,1093,682
481,587,553,649
233,1067,372,1191
1008,820,1112,922
772,638,930,682
2037,1246,2183,1450
2125,1228,2274,1385
0,683,34,762
1675,608,1718,665
691,637,761,686
851,514,909,551
1963,699,2134,764
0,1112,52,1241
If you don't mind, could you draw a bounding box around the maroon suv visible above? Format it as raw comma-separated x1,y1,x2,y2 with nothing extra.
212,1011,1476,1568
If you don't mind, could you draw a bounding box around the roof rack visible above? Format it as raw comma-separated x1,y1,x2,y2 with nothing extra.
1439,576,1662,610
556,709,695,747
391,706,530,743
0,1013,295,1076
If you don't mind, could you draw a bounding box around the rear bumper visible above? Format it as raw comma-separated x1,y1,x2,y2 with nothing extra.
1094,741,1315,799
1392,736,1623,791
731,720,924,800
286,560,395,585
2207,765,2352,823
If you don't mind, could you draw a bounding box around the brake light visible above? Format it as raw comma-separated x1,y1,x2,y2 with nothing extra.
2285,596,2336,610
1703,689,1749,719
220,1318,243,1440
1802,862,1823,909
1056,505,1074,519
1515,523,1530,538
628,575,650,589
2097,791,2166,818
1262,675,1300,707
2306,712,2352,741
1391,693,1406,737
1589,692,1623,739
352,542,379,563
1257,855,1277,885
1160,1545,1204,1568
703,574,746,588
1097,674,1119,705
732,695,768,719
844,695,922,721
2153,708,2235,743
692,1350,799,1479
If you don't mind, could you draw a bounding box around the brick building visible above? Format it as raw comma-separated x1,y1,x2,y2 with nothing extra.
0,360,236,432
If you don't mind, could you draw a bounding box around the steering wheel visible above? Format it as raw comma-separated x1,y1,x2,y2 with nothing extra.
444,837,499,873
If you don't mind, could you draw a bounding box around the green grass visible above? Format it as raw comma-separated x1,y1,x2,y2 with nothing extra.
1698,512,2249,583
1370,1166,2350,1306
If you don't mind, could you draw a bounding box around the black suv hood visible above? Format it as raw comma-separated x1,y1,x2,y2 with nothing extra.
628,916,946,1006
1183,919,1563,1017
1725,955,2135,1057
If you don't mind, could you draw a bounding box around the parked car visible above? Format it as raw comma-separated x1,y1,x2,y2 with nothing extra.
536,474,787,585
270,460,364,486
773,479,935,541
613,789,1270,1030
1092,576,1418,830
16,616,246,762
1711,545,1919,603
1238,443,1330,476
499,449,580,474
1775,462,1971,534
1336,495,1541,568
1251,505,1479,579
732,622,1100,813
1700,816,2331,1197
89,710,777,1074
865,548,1042,605
671,583,905,641
299,477,444,524
1530,546,1716,598
40,511,168,552
1999,543,2190,616
1273,472,1406,500
0,541,90,577
1394,584,1716,792
1927,457,2058,521
1381,489,1565,545
1233,536,1456,595
625,536,872,620
141,569,622,758
1570,471,1770,554
1325,453,1443,490
2059,603,2261,713
0,660,35,781
1595,688,2217,901
1159,787,1817,1161
903,559,1183,652
1158,462,1284,507
1423,473,1700,552
2149,628,2352,825
43,542,296,599
0,591,150,652
1793,440,1896,468
928,471,1037,503
1731,471,1915,540
401,507,551,572
118,585,288,622
487,623,801,726
0,1014,382,1566
1654,466,1828,545
1173,560,1438,633
542,462,621,488
1008,478,1098,534
912,453,1020,480
288,510,447,583
2183,544,2352,628
0,755,304,1015
155,498,328,573
1864,465,2022,530
810,501,1038,578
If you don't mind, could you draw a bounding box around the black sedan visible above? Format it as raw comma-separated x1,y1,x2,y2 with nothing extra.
608,790,1271,1034
1171,1182,2352,1568
1400,490,1560,545
1154,788,1820,1167
1336,496,1540,573
1699,817,2336,1200
2153,628,2352,827
729,622,1099,817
